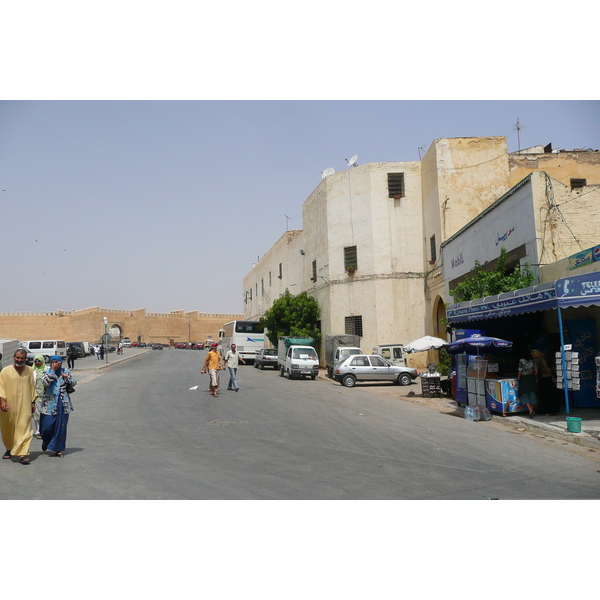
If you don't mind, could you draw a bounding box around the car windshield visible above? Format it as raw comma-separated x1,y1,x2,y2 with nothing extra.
292,348,317,360
264,349,277,355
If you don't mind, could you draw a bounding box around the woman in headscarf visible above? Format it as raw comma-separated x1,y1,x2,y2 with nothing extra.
31,355,45,439
40,355,76,458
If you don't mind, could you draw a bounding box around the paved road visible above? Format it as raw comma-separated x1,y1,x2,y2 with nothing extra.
2,349,600,499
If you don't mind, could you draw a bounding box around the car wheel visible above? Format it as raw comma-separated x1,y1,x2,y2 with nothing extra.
397,373,412,386
279,366,284,377
311,375,316,380
260,362,264,370
342,374,356,388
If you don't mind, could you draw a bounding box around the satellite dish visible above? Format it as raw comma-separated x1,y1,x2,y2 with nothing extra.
321,167,335,179
346,155,358,167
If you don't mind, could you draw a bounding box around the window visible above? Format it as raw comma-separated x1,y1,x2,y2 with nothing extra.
571,178,586,190
370,356,387,367
344,245,358,270
430,234,437,263
312,260,317,280
345,315,363,337
269,271,272,287
351,356,369,367
278,263,282,279
388,172,405,198
261,278,264,296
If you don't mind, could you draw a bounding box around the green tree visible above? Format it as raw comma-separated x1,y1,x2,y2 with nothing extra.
449,247,535,303
259,289,321,347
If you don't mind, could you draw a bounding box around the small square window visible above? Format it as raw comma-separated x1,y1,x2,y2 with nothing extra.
345,315,363,337
388,173,405,198
571,178,586,190
430,235,437,263
344,246,358,271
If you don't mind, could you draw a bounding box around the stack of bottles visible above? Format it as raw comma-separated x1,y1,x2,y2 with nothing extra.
464,405,492,421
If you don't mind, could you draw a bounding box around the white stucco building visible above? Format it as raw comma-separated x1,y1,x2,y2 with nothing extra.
243,137,600,366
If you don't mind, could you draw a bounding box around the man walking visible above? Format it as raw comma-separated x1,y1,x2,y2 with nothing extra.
201,343,224,397
224,344,245,391
0,349,36,465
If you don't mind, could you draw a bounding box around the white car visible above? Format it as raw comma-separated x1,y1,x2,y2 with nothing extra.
333,354,418,387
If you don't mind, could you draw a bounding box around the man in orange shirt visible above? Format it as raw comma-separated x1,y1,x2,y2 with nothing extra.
201,343,224,397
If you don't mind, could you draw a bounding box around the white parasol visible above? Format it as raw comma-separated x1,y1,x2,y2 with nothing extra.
404,335,448,354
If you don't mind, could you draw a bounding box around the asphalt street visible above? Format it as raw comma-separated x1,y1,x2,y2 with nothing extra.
2,348,600,499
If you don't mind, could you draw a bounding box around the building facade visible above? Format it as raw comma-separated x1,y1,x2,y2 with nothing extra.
243,137,600,367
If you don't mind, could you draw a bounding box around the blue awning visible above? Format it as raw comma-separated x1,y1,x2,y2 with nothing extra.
447,282,557,323
555,271,600,309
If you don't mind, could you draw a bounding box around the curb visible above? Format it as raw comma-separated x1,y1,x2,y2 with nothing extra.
451,403,600,451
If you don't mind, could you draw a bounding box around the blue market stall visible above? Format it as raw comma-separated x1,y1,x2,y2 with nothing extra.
447,271,600,414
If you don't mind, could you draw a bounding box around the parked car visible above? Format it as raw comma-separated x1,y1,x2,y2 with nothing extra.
333,354,418,388
254,348,278,369
152,343,163,350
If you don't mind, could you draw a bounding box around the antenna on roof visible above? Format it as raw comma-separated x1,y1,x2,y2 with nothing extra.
321,167,335,179
345,155,358,167
514,118,525,153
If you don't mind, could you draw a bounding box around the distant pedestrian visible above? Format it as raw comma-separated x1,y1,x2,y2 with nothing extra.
224,344,245,391
67,345,76,369
118,341,123,355
201,343,224,397
40,355,76,458
31,355,46,439
99,345,104,360
95,345,101,360
0,349,36,465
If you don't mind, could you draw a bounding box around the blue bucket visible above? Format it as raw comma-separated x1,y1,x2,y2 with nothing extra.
566,417,582,433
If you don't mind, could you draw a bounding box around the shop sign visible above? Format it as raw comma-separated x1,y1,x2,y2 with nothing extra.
569,248,593,270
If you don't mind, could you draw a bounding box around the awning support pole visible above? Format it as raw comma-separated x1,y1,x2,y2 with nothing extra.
557,306,571,416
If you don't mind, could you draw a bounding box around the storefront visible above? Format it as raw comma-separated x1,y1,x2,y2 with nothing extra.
446,271,600,412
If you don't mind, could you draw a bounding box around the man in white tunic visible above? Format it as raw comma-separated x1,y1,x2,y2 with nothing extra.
0,348,36,465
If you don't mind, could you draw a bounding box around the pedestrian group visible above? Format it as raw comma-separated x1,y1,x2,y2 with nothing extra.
0,349,75,465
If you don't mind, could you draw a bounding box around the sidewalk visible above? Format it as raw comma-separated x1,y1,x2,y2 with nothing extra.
70,347,153,371
405,390,600,451
317,369,600,451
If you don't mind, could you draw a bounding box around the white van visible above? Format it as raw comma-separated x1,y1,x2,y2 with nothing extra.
0,339,19,371
372,343,407,366
20,340,67,361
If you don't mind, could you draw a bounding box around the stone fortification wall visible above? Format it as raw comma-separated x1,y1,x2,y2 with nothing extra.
0,307,243,344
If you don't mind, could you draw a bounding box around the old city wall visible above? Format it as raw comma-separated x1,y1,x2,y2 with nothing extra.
0,307,243,344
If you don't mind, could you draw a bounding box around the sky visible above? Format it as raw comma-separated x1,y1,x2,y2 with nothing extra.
1,100,599,315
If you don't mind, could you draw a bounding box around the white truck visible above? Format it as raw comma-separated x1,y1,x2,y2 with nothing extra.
372,343,407,366
325,334,363,377
278,337,319,380
0,339,19,371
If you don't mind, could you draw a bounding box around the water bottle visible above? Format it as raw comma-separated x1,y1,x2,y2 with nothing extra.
473,405,481,421
465,406,473,421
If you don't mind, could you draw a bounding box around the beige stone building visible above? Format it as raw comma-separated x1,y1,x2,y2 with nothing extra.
0,306,242,346
245,137,600,367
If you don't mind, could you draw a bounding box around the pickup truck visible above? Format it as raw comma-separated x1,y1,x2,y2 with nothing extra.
278,337,319,380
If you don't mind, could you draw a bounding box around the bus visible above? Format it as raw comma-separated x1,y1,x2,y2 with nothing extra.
218,320,265,364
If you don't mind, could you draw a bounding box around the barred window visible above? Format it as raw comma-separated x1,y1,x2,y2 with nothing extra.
388,173,405,198
430,234,437,263
345,315,363,337
278,263,282,278
261,278,264,296
269,271,272,287
344,245,357,270
571,178,586,190
312,260,317,278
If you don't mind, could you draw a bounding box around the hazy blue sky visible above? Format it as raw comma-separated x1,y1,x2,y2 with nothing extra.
1,100,599,314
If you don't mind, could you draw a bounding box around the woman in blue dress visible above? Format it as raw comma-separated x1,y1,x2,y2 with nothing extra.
40,355,76,458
